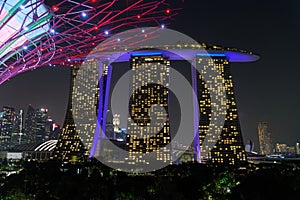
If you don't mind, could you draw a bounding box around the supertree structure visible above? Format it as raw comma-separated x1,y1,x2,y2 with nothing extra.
0,0,182,84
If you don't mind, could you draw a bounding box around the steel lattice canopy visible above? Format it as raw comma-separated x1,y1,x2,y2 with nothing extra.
0,0,182,84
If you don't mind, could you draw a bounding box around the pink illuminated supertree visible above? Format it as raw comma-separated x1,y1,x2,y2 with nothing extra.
0,0,182,84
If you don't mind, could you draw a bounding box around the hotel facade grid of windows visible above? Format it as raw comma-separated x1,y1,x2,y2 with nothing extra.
54,49,249,166
126,54,171,165
53,59,112,163
195,55,246,165
53,65,87,163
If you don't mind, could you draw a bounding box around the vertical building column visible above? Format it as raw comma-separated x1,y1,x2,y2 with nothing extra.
195,55,246,165
191,58,201,163
90,61,112,157
53,65,88,163
102,64,113,139
127,54,172,165
90,61,104,157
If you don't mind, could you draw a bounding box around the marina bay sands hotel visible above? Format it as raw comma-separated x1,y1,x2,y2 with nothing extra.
53,43,259,166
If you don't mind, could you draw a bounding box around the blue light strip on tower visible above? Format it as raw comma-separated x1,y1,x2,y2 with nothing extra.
131,52,163,57
191,63,201,163
197,53,226,57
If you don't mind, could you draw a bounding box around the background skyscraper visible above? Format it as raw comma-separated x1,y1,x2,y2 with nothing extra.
258,122,273,155
275,143,295,154
296,143,300,155
24,105,37,144
113,114,120,133
35,108,48,142
10,109,22,148
22,105,54,144
0,106,15,150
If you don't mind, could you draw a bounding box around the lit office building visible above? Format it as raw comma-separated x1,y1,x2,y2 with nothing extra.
35,108,48,142
0,106,15,150
10,109,22,148
276,143,295,154
24,105,37,144
258,122,273,155
296,143,300,155
45,116,54,140
113,114,120,132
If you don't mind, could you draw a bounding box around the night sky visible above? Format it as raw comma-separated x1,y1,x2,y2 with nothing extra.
0,0,300,150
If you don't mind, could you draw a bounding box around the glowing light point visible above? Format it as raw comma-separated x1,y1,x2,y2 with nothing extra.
117,38,121,42
161,24,165,29
67,58,71,62
137,14,141,19
50,29,55,34
52,5,59,12
81,12,87,17
23,46,28,50
141,29,145,33
166,8,171,14
104,30,109,35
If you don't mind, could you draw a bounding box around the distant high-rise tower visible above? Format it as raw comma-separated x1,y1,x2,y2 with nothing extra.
0,106,15,150
24,105,37,144
35,108,48,142
45,116,53,140
126,54,171,165
258,122,273,155
10,109,22,148
195,55,246,165
23,106,51,144
296,143,300,155
113,114,120,132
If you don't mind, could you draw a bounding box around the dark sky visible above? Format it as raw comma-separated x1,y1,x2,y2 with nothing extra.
0,0,300,150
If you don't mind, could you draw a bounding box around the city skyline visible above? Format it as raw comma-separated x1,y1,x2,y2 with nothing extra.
0,0,300,198
0,104,60,150
1,0,300,151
